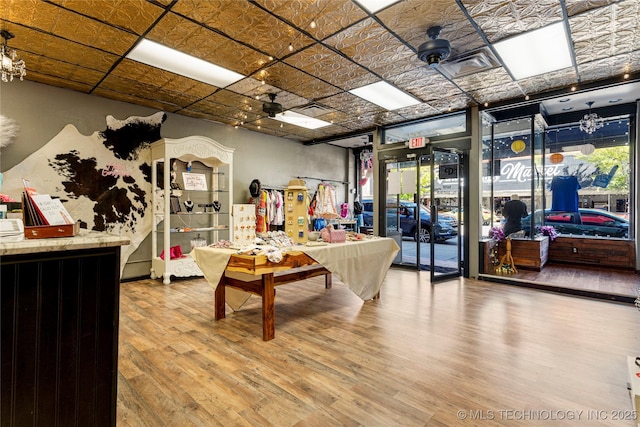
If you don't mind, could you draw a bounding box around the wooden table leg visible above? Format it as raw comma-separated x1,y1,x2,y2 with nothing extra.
262,272,275,341
325,272,332,289
214,273,226,320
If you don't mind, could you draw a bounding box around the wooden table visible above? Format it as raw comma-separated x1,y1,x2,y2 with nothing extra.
192,238,400,341
216,251,332,341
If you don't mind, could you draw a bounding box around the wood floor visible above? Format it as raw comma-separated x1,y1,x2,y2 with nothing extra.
481,263,640,301
117,270,639,426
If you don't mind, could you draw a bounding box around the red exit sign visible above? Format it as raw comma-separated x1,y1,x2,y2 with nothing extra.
409,136,428,149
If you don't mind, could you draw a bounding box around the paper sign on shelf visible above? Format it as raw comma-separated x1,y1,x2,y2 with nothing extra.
182,172,208,191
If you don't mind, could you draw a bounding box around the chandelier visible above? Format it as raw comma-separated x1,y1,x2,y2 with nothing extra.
579,101,604,134
1,30,26,82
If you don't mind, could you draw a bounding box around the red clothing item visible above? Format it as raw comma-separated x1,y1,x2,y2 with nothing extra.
251,190,268,233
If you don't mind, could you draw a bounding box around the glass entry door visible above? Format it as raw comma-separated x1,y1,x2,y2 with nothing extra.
382,147,462,281
424,148,462,282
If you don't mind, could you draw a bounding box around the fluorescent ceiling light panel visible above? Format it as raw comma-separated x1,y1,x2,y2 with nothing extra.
271,111,331,129
127,39,244,87
350,81,421,110
355,0,401,13
493,22,572,80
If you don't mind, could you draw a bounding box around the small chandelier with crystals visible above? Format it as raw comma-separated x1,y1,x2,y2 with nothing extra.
1,30,26,82
579,101,604,134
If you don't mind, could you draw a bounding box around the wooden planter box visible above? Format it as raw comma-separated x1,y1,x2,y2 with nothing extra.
501,236,549,271
548,236,635,269
481,236,549,272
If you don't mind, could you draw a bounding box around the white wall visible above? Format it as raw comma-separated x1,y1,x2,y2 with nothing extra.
1,80,352,278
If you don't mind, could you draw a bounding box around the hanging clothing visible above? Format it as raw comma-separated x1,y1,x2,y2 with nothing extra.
250,190,268,233
315,183,338,219
550,176,580,212
272,190,284,226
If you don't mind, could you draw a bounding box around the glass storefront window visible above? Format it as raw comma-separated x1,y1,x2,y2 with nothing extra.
481,113,632,240
383,113,466,144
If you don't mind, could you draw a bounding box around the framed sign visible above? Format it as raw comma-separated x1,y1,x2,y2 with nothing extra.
182,172,208,191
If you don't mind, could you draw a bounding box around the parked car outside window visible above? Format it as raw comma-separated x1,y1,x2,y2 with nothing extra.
362,200,457,243
521,208,629,238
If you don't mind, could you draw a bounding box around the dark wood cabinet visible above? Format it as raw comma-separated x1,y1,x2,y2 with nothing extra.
1,235,126,427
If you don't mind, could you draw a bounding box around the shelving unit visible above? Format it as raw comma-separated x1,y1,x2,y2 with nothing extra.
150,136,234,285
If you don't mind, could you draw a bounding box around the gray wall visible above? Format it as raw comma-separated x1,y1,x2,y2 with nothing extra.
1,80,352,279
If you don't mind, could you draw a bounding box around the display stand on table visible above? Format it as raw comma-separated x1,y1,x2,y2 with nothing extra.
150,136,234,285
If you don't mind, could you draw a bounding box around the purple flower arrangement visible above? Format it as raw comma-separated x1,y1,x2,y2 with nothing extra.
537,225,559,241
488,226,505,242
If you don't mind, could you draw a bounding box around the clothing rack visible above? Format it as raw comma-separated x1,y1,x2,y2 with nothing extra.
296,176,349,185
261,184,287,191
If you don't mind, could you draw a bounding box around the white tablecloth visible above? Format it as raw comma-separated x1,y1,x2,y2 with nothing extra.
191,237,399,310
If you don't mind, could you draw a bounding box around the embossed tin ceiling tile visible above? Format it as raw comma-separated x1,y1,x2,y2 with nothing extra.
470,81,525,103
148,13,266,76
47,10,138,55
112,60,179,88
1,0,59,31
259,62,341,99
180,109,220,121
564,0,615,17
257,0,367,41
410,80,466,103
454,67,513,92
570,1,639,63
324,18,418,78
324,17,394,55
377,0,470,49
388,69,462,101
397,102,440,118
292,79,342,100
26,34,119,72
14,51,101,86
50,0,164,35
93,87,181,112
370,54,422,80
516,68,578,94
284,44,376,90
425,94,470,112
226,78,266,96
170,0,224,22
152,90,203,109
465,0,563,42
188,100,240,118
268,92,308,110
159,77,216,99
320,92,384,115
311,109,351,124
447,32,490,59
98,75,195,108
205,89,257,109
151,0,173,6
179,1,314,58
26,70,94,93
578,51,640,82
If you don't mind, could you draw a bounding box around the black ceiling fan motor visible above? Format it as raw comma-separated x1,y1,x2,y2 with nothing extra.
262,93,283,117
417,26,451,68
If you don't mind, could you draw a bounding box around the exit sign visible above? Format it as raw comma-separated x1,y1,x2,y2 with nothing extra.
409,136,428,149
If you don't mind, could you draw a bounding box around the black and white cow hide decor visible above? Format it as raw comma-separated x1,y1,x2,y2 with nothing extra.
3,111,167,274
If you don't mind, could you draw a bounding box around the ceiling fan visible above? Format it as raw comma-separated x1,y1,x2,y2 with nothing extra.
262,93,283,117
417,26,451,68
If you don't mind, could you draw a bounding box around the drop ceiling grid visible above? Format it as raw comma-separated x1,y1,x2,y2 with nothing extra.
0,0,637,144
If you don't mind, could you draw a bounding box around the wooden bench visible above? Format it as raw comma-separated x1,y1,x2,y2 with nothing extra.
214,251,332,341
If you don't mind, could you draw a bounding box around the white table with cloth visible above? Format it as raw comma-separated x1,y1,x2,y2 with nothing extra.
191,237,399,340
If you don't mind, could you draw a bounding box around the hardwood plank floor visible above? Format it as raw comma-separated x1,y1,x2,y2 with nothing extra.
482,262,640,301
117,270,639,426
